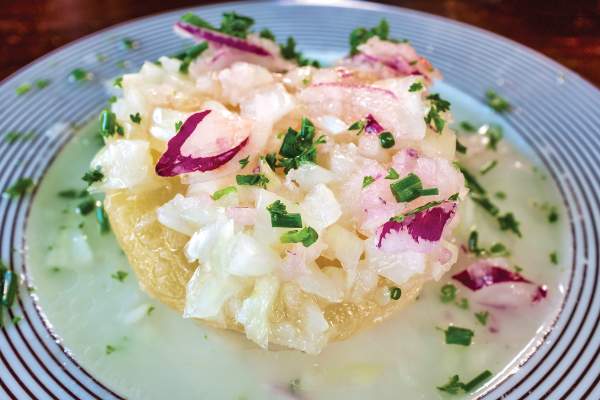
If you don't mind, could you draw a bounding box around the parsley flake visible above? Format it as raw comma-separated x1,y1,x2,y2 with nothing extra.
3,178,34,198
69,68,91,82
475,311,489,326
443,326,474,346
424,93,451,133
349,19,390,55
280,227,318,247
239,156,250,169
236,174,269,188
362,176,375,188
485,89,511,113
82,168,104,186
408,81,424,92
111,270,128,282
267,200,302,228
129,113,142,124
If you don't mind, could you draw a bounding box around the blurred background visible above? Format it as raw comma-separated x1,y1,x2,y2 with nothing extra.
1,0,599,85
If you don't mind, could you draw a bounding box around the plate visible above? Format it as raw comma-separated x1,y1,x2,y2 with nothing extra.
1,1,599,399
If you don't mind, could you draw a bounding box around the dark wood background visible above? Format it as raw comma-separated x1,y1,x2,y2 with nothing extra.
1,0,599,86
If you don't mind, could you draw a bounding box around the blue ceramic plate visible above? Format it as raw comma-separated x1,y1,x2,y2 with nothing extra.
1,1,599,399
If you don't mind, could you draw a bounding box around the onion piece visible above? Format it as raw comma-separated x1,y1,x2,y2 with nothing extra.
377,202,456,248
175,21,271,57
452,259,548,304
364,113,385,135
155,110,249,177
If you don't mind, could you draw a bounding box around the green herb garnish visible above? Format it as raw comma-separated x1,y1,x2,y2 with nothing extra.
175,120,183,132
99,109,123,137
239,156,250,169
456,139,467,154
385,168,399,180
113,76,123,88
458,164,486,195
279,37,320,67
437,370,493,394
129,113,142,124
121,38,137,50
389,173,438,203
379,131,395,148
485,89,511,113
3,178,34,198
440,284,457,303
484,124,503,150
271,118,325,173
69,68,90,82
280,227,318,247
389,287,402,300
236,174,269,188
480,160,497,175
475,311,489,326
495,191,506,200
259,28,276,41
3,131,36,144
212,186,237,200
1,270,17,307
408,81,423,92
456,298,470,310
550,251,558,265
471,195,500,216
459,121,476,132
111,270,128,282
497,212,522,237
267,200,302,228
76,198,96,215
105,345,117,355
15,83,32,95
82,168,104,186
58,189,88,199
348,119,366,135
362,176,375,188
443,326,474,346
424,93,451,133
173,42,209,73
349,19,390,55
548,207,559,223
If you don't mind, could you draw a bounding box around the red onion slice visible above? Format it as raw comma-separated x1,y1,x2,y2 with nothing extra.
364,114,385,135
155,110,249,177
377,202,456,248
452,259,548,304
175,21,272,57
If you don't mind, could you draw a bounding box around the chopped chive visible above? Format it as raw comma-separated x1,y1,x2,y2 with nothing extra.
424,93,451,133
111,270,128,282
174,120,184,133
3,178,34,198
2,270,17,307
35,79,51,89
448,193,460,201
455,298,469,310
15,83,32,95
96,204,110,234
440,284,457,303
471,195,500,216
489,243,509,256
121,38,138,50
484,124,504,150
498,212,522,237
468,230,480,254
349,19,390,56
390,173,422,202
82,168,104,186
485,89,511,113
462,370,493,392
458,165,486,195
239,156,250,169
175,42,209,73
4,131,36,144
389,286,402,300
408,81,423,92
76,198,96,215
437,375,463,394
212,186,237,200
402,200,443,217
267,200,302,228
480,160,498,175
475,311,489,326
236,174,269,188
460,121,476,132
362,176,375,188
58,189,88,199
348,119,366,134
444,326,474,346
456,139,467,154
550,251,558,265
129,113,141,124
99,109,123,137
280,227,318,247
146,305,155,316
418,187,439,197
113,76,123,88
495,191,506,200
69,68,90,82
379,131,395,148
385,168,399,180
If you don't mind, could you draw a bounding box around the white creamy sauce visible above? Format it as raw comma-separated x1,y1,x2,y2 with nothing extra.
26,86,570,400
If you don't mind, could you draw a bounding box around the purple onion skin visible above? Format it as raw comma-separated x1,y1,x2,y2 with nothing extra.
364,114,385,135
377,203,456,248
175,22,271,57
155,110,249,177
453,262,548,303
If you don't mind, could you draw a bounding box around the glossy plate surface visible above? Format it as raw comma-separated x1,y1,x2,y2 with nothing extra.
0,1,599,399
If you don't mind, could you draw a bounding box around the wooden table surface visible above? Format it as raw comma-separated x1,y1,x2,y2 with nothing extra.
1,0,599,87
